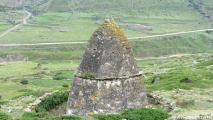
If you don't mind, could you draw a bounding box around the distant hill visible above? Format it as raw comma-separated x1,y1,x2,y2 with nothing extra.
0,0,212,57
0,0,47,8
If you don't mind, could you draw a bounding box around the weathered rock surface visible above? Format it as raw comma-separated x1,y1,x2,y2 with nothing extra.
0,54,28,63
76,19,139,78
67,19,148,116
67,75,147,115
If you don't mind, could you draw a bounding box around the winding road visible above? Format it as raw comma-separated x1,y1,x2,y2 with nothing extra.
0,10,213,47
0,9,31,38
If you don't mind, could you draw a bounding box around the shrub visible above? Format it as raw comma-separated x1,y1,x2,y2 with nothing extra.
21,112,50,120
35,92,69,112
0,111,10,120
49,115,82,120
62,83,69,87
20,79,28,85
92,114,123,120
21,112,81,120
0,100,9,105
180,77,193,83
121,108,171,120
176,99,194,108
92,108,170,120
53,71,71,80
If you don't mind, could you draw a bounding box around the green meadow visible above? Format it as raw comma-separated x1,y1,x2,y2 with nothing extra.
0,0,213,119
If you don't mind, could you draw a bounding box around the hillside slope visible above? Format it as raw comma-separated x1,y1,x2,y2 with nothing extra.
0,0,47,8
0,0,213,57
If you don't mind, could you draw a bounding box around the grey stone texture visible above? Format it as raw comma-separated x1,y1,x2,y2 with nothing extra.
66,76,148,115
76,19,139,78
67,19,148,116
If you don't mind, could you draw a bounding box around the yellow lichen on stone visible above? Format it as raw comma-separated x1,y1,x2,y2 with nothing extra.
87,112,94,116
110,18,131,49
98,18,131,49
75,101,81,108
89,95,97,102
94,89,98,96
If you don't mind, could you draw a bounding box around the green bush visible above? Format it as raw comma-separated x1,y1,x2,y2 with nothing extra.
22,112,49,120
35,91,69,112
121,108,171,120
20,79,28,85
180,77,193,83
48,115,82,120
21,112,81,120
92,114,123,120
0,100,9,105
92,108,170,120
53,70,72,80
0,111,10,120
62,83,69,87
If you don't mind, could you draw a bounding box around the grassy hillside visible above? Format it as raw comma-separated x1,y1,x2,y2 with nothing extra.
0,31,212,60
131,32,213,58
28,0,212,32
1,0,212,56
0,1,213,119
0,0,47,8
0,53,212,119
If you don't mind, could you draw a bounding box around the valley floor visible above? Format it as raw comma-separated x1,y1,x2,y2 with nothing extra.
0,53,212,119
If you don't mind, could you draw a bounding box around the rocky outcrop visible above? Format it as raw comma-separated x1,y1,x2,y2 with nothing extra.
0,54,28,63
24,91,58,112
147,92,176,112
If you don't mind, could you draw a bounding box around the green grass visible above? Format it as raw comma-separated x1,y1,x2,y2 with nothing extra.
2,0,211,44
137,54,213,91
0,12,12,33
131,32,213,58
0,62,38,78
29,12,71,24
0,0,213,119
0,44,85,60
28,0,212,35
29,79,71,88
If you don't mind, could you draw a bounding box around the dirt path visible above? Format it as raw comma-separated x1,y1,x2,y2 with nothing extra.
0,9,213,46
1,28,213,46
23,9,31,24
0,9,31,38
0,42,87,46
0,24,21,38
128,28,213,40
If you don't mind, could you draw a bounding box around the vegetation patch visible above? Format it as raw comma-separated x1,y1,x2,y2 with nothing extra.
53,70,73,80
180,77,193,83
20,79,29,85
62,83,69,88
92,114,123,120
0,100,9,105
35,91,69,112
81,73,96,79
0,111,10,120
21,112,81,120
21,112,50,120
121,108,171,120
176,99,195,108
92,108,170,120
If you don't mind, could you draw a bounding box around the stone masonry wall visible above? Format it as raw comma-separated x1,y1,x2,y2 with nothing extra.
66,75,148,116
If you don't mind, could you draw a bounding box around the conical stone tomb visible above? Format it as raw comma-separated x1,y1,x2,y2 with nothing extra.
67,19,148,116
